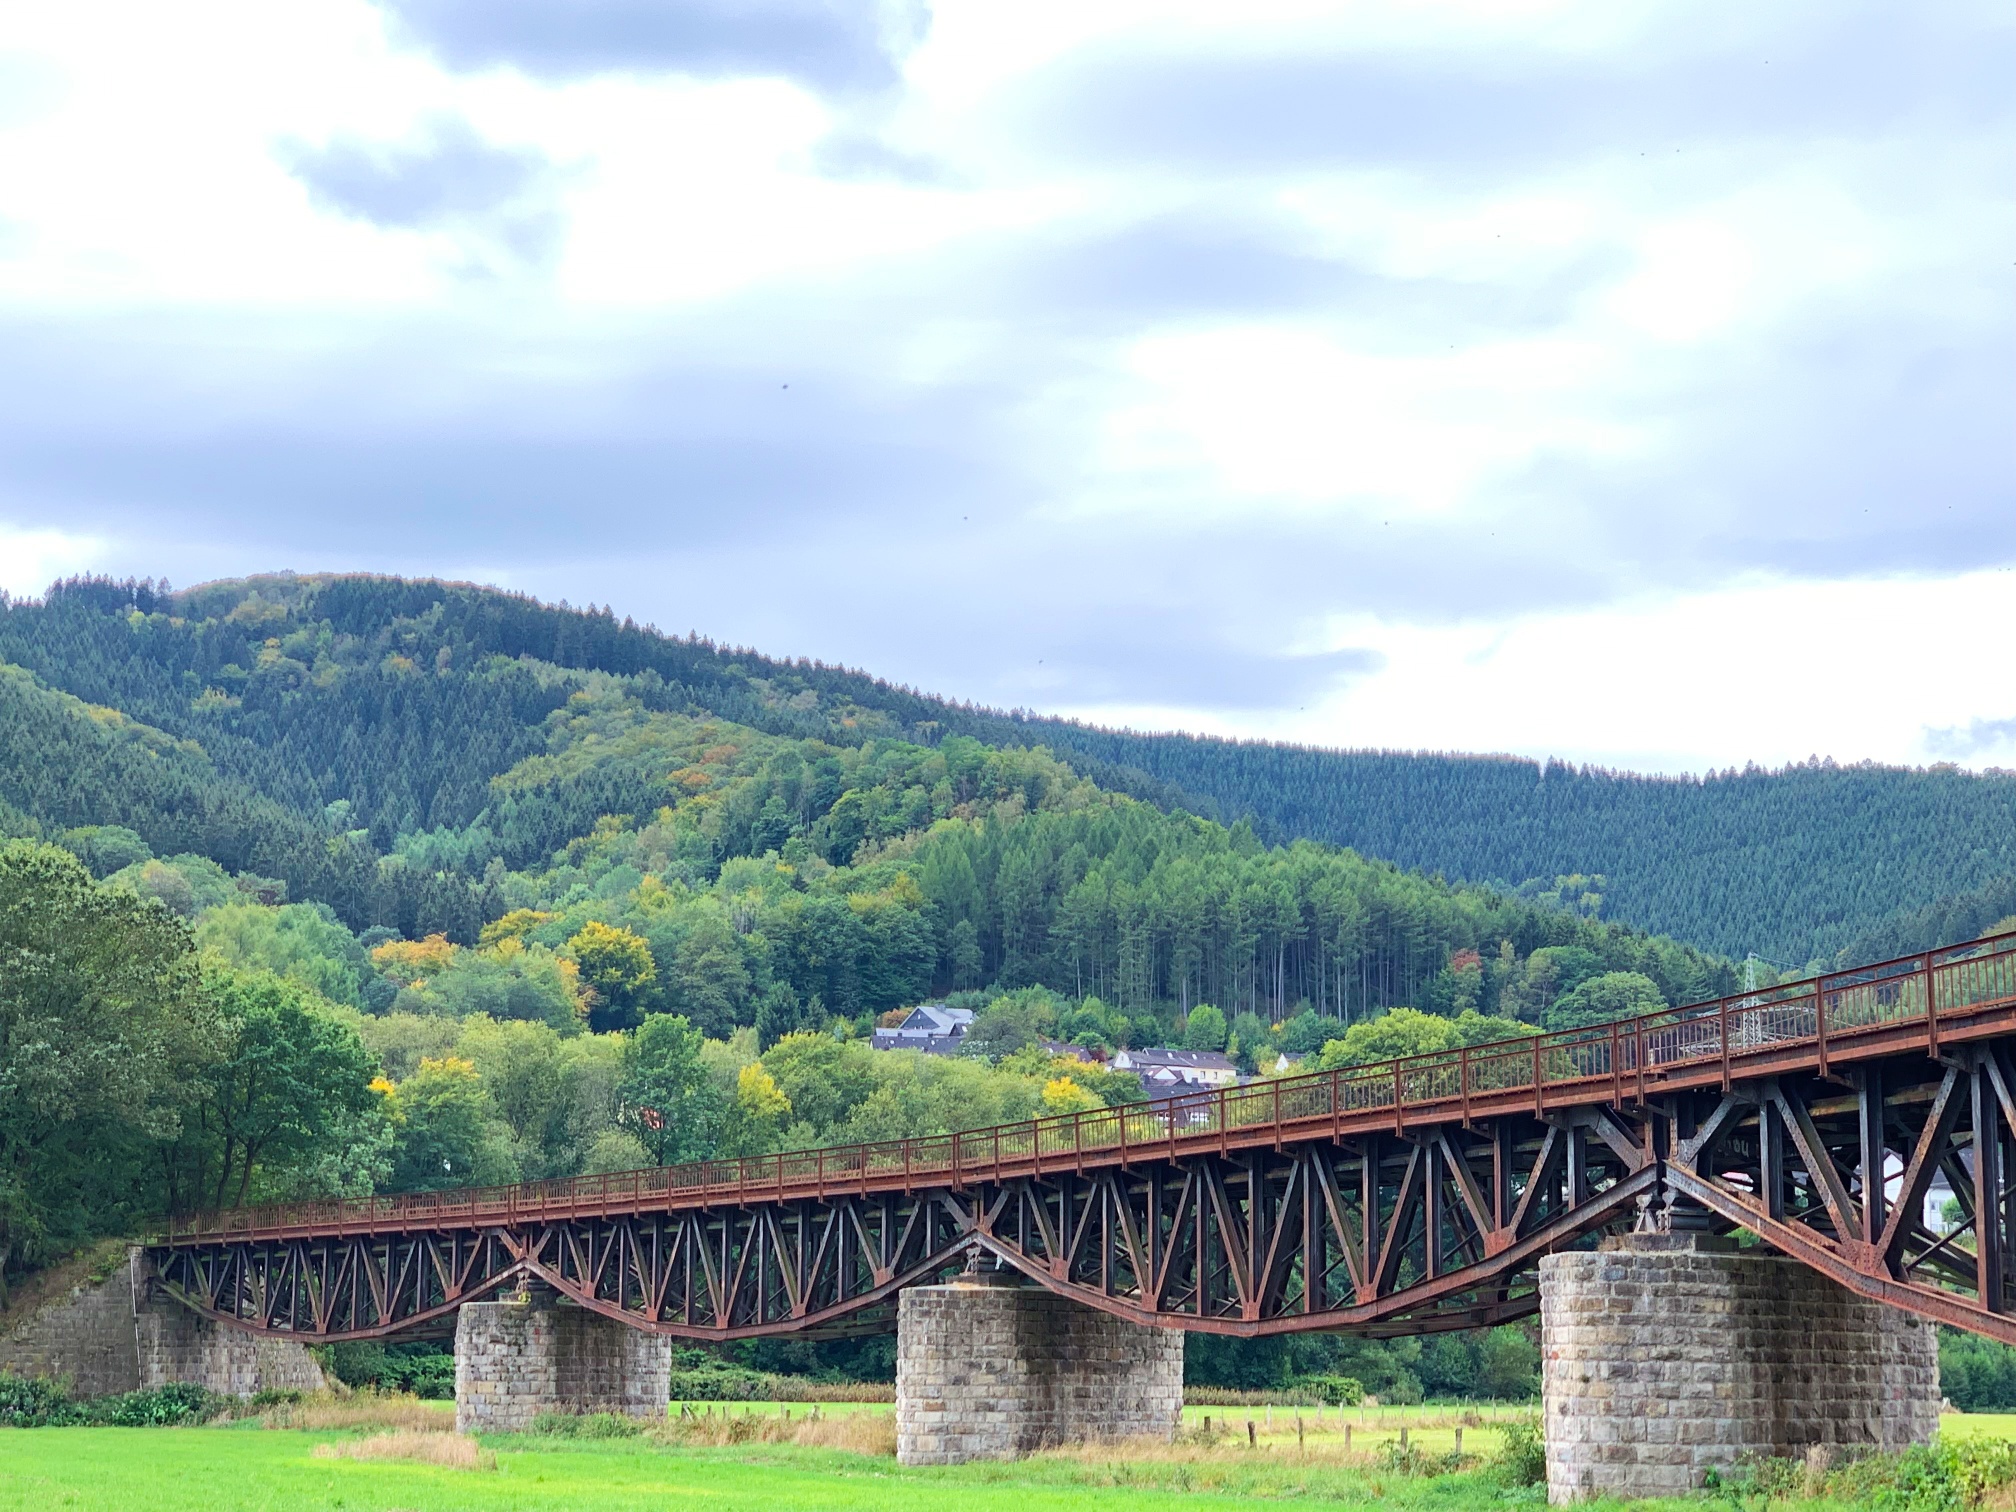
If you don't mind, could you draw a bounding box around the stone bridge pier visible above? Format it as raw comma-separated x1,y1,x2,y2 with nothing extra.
1540,1234,1941,1503
453,1288,672,1433
895,1263,1185,1465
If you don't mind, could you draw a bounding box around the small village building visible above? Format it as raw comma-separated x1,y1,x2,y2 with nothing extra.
1109,1048,1237,1089
870,1004,975,1056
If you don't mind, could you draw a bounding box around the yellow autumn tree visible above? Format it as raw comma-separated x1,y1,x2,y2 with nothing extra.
370,932,458,987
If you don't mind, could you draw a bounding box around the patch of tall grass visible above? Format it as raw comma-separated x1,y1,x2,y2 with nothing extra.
251,1390,450,1432
311,1428,495,1469
651,1402,898,1456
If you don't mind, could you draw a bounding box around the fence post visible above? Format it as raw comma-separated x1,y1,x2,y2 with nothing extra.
1925,952,1941,1060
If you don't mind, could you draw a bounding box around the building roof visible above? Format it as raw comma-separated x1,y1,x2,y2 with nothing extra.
898,1004,973,1036
1115,1047,1235,1073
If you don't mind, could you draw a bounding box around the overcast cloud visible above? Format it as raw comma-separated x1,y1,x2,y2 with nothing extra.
0,0,2009,775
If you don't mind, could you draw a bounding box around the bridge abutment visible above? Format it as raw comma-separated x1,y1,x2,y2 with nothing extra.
453,1292,671,1433
0,1248,323,1399
1540,1233,1939,1503
895,1266,1184,1465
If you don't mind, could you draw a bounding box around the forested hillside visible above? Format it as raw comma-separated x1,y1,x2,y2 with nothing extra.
0,573,1733,1032
2,572,2009,967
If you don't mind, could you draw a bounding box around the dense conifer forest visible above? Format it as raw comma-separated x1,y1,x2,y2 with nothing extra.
2,571,2008,968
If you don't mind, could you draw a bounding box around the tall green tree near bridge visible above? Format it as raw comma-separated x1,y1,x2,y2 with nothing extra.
0,842,208,1294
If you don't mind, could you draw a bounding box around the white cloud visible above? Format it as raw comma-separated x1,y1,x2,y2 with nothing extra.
1101,325,1631,512
0,0,2006,778
0,526,107,598
1053,569,2016,775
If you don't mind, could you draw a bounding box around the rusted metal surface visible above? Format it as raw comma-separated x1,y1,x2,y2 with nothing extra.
147,930,2016,1344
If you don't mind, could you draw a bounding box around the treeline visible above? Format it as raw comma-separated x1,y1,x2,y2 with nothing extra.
6,571,2004,968
1831,874,2016,969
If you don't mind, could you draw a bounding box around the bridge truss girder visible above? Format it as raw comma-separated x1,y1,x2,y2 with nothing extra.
1665,1044,2016,1346
150,1107,1657,1342
152,1049,2016,1348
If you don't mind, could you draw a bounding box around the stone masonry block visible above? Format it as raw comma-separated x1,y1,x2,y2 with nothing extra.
1541,1235,1937,1505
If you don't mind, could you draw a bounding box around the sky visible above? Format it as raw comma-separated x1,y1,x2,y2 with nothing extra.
0,0,2009,776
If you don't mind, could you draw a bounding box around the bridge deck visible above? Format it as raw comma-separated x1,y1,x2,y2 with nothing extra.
165,931,2016,1246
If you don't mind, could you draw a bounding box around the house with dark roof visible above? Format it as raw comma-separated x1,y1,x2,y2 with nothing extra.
870,1003,974,1055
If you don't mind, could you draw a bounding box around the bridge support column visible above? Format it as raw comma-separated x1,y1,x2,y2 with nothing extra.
453,1293,670,1434
1540,1234,1939,1504
896,1266,1184,1465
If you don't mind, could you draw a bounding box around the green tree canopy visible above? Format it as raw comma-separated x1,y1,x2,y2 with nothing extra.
381,1055,519,1192
617,1014,721,1165
0,841,210,1286
1544,971,1666,1031
165,965,381,1212
568,921,658,1033
1183,1003,1229,1052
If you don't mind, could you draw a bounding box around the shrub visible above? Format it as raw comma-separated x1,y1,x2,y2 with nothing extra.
666,1368,774,1401
528,1411,646,1439
0,1375,225,1428
663,1368,893,1403
0,1373,78,1427
85,1382,225,1426
1491,1413,1546,1488
318,1340,454,1399
1297,1375,1364,1407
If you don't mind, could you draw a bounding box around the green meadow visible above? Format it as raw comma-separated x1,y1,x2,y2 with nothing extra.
5,1407,2016,1512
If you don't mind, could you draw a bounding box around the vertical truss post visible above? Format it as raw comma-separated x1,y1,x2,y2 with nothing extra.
1925,952,1941,1060
1859,1066,1886,1241
1424,1142,1443,1279
1759,1098,1785,1222
1303,1157,1322,1313
1492,1121,1514,1230
1976,1064,2004,1312
1361,1136,1381,1295
1566,1126,1588,1208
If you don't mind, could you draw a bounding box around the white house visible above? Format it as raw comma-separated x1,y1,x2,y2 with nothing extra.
1110,1047,1238,1089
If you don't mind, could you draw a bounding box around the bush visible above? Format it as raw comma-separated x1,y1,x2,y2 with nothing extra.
1712,1438,2016,1512
1492,1413,1546,1488
667,1368,774,1401
0,1373,78,1427
86,1382,225,1427
318,1340,454,1399
0,1375,224,1428
529,1410,646,1438
663,1367,892,1403
1297,1375,1364,1406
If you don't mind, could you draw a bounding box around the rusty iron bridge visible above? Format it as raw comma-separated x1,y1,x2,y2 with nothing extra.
153,931,2016,1348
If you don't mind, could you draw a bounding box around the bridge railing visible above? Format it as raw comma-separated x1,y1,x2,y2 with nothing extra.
165,927,2016,1241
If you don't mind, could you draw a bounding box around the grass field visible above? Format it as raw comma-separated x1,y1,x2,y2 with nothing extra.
1,1406,2012,1512
0,1423,1529,1512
